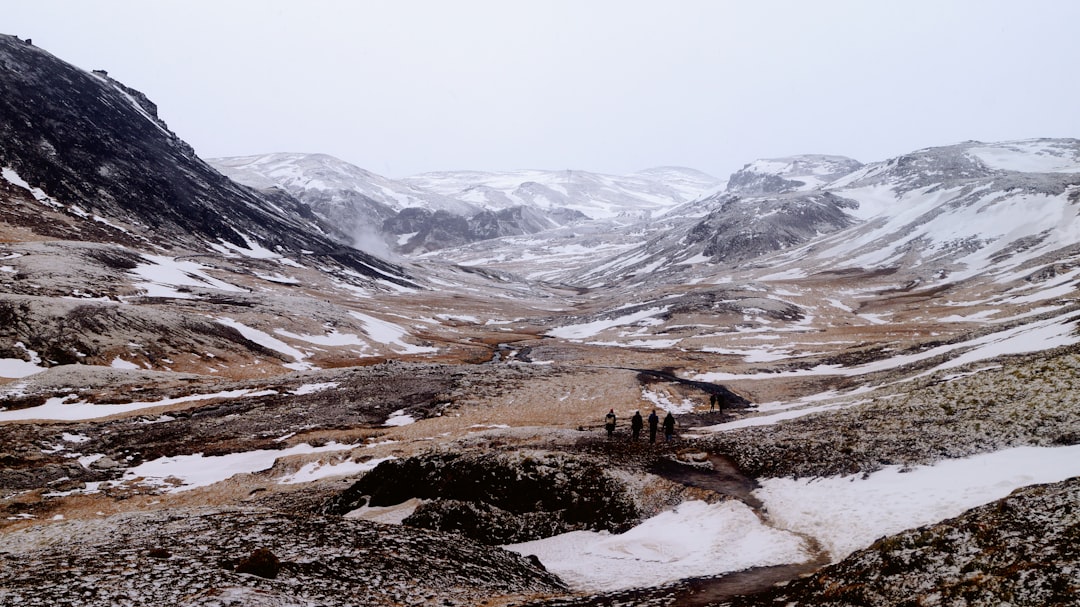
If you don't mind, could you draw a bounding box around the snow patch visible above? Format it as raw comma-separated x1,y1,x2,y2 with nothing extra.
383,409,416,426
348,311,438,354
756,444,1080,561
506,500,809,592
278,456,395,485
124,442,357,492
0,389,277,422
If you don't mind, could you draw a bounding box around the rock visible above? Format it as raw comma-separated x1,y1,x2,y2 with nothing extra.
90,456,122,470
48,477,86,492
327,449,640,544
235,547,280,579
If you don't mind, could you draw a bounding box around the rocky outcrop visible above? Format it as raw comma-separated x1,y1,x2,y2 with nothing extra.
686,191,858,262
327,449,641,543
0,508,568,606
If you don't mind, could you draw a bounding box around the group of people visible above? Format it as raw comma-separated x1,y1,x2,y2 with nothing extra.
604,408,675,443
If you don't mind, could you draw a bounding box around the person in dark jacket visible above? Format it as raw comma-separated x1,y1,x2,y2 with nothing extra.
604,409,616,438
630,410,643,440
647,409,659,443
663,411,676,442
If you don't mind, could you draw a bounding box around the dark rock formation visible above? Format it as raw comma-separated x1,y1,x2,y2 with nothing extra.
326,449,641,543
234,548,281,579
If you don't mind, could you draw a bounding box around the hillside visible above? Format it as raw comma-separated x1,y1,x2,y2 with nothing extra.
2,33,1080,607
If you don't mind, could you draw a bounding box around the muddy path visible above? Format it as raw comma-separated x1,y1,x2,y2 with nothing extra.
650,454,763,509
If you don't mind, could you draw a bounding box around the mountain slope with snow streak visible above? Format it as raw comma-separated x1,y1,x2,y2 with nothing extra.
762,139,1080,283
211,152,481,216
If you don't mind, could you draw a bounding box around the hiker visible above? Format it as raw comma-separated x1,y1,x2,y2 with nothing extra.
604,408,616,438
663,411,676,442
709,394,718,411
630,410,643,440
647,409,659,443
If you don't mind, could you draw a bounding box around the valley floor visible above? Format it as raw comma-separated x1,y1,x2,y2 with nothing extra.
3,253,1080,605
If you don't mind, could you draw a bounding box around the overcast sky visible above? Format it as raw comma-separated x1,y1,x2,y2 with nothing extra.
5,1,1078,179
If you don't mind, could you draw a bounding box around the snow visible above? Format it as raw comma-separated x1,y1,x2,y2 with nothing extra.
0,343,45,378
130,255,246,297
506,500,809,592
967,141,1080,173
383,409,416,426
255,272,301,285
691,401,857,433
547,307,669,340
215,317,315,370
2,166,33,190
0,357,46,379
0,389,277,422
123,441,357,492
2,166,59,206
921,311,1080,375
346,497,423,524
110,357,140,370
275,327,369,348
756,444,1080,561
348,311,438,354
698,344,793,363
640,388,696,413
277,456,395,485
692,310,1080,383
211,233,284,260
291,382,339,395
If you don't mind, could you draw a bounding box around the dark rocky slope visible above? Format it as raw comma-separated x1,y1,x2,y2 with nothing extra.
0,34,412,287
686,191,859,263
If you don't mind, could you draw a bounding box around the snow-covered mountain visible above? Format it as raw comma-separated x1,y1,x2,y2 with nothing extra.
211,153,481,217
403,166,724,222
726,154,863,195
517,139,1080,287
770,138,1080,281
212,154,724,254
0,36,413,290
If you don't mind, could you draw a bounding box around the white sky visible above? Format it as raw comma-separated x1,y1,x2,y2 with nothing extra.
4,1,1078,178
